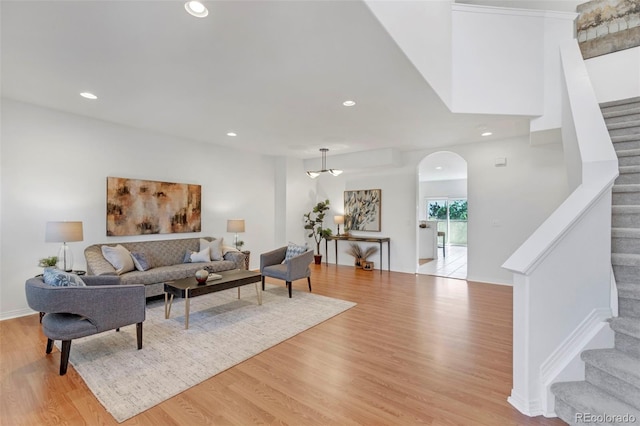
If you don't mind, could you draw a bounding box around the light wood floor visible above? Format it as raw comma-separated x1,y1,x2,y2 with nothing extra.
1,265,565,425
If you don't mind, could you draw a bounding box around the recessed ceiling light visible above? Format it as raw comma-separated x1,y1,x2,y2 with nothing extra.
226,132,237,137
184,1,208,18
342,100,356,107
435,166,443,170
80,92,97,100
481,131,493,137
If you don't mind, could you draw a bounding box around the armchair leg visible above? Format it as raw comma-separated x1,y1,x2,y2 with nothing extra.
46,338,54,354
137,322,143,350
286,281,292,298
307,277,312,292
261,276,265,291
60,340,71,375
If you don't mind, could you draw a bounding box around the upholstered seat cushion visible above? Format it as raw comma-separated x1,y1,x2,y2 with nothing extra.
42,313,98,340
262,264,288,281
118,260,237,285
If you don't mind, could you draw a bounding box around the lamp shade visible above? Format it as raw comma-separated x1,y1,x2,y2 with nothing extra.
334,215,345,225
45,221,84,242
226,219,245,233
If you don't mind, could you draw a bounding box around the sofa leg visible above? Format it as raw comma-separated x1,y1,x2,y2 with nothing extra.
287,281,292,298
46,338,54,354
60,340,71,376
116,328,120,332
137,322,143,350
261,276,265,291
307,277,312,292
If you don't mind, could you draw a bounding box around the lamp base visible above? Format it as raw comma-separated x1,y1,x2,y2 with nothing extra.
56,244,74,272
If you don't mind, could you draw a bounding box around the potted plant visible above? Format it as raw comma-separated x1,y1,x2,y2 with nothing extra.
38,256,58,272
345,243,378,268
303,199,333,264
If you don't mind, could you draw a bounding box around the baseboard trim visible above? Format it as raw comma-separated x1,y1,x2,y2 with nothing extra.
0,307,37,322
508,390,543,416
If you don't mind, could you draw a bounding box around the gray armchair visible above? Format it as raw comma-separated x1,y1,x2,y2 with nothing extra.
260,246,314,298
25,275,145,375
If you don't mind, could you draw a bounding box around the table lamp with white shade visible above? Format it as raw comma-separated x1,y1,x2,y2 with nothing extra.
226,219,245,250
46,221,83,271
334,215,344,236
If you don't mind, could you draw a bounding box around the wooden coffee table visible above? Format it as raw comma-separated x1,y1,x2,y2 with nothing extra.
164,269,262,329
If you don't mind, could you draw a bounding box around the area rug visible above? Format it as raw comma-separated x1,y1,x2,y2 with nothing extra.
58,284,356,423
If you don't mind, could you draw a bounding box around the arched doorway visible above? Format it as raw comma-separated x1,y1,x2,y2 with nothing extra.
416,151,468,279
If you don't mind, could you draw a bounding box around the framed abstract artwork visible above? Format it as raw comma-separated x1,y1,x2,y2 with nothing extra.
344,189,381,232
106,177,201,236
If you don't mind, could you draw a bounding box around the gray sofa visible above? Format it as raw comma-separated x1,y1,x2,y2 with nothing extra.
84,237,246,297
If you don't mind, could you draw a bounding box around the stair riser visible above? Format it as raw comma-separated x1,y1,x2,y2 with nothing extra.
585,365,640,410
605,112,640,124
613,191,640,205
615,172,640,185
619,156,640,167
615,332,640,358
612,212,640,228
612,237,640,255
553,398,583,426
612,264,640,283
614,140,640,151
619,298,640,318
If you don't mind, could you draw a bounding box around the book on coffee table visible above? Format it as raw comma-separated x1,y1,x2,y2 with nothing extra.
207,273,222,281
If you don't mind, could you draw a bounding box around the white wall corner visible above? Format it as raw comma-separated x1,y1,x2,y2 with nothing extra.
539,307,614,416
508,391,544,417
529,127,562,146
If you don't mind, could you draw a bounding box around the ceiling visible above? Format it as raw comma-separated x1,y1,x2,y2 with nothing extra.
1,1,576,160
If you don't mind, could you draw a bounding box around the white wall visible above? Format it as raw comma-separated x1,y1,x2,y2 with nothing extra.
585,46,640,104
408,137,569,284
0,99,290,319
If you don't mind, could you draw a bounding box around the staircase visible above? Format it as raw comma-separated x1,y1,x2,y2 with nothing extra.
551,97,640,425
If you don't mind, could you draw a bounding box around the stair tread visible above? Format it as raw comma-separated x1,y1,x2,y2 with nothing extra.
601,97,640,109
582,348,640,387
612,205,640,212
612,227,640,238
609,317,640,339
604,106,640,119
612,253,640,266
613,184,640,192
607,120,640,130
612,134,640,142
617,148,640,157
551,381,640,418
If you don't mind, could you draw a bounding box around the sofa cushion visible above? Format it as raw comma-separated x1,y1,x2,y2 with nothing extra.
43,268,86,287
102,244,135,274
200,238,223,261
130,251,152,271
118,260,237,286
189,247,210,263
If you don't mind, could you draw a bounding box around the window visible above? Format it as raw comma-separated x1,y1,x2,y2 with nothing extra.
427,198,467,245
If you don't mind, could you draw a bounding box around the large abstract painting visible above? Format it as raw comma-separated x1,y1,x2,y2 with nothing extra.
107,177,201,236
344,189,381,232
577,0,640,59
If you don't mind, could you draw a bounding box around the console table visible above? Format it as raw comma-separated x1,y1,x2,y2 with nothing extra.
325,235,390,273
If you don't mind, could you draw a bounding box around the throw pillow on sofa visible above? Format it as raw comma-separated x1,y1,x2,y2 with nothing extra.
102,244,135,274
200,238,223,261
130,251,152,271
184,247,210,263
43,268,86,287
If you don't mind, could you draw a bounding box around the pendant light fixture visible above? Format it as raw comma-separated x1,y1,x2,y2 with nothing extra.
306,148,343,178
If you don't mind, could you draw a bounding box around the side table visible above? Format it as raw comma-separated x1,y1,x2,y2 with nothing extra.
241,250,250,270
